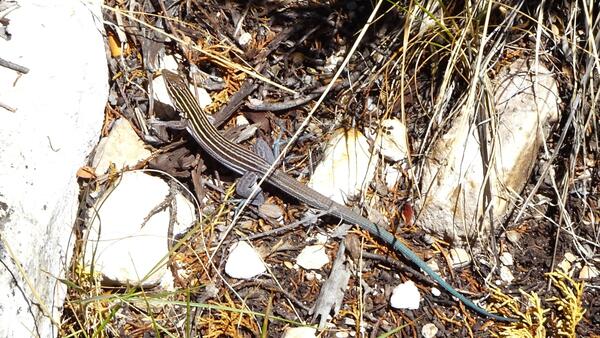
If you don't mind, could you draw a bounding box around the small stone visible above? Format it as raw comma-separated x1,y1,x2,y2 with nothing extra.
558,259,572,272
305,271,322,281
238,32,252,46
500,252,514,266
421,323,439,338
557,259,571,273
579,265,599,280
450,248,472,268
506,230,521,244
307,128,378,204
431,287,441,297
284,261,294,269
315,233,328,245
372,118,409,162
283,327,317,338
384,164,403,190
236,115,249,126
224,241,266,279
564,252,577,262
426,259,440,272
83,171,195,287
91,118,152,175
390,280,421,310
191,86,212,109
500,266,514,284
296,245,329,270
259,203,283,219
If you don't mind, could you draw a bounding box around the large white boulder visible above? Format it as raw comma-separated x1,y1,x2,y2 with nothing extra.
0,1,107,337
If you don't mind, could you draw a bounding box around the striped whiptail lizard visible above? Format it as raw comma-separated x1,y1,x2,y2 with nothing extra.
161,70,515,322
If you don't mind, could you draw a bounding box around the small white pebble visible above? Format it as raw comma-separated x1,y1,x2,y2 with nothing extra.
236,115,249,126
390,281,421,310
296,245,329,270
283,327,317,338
431,287,441,297
500,252,514,266
564,252,577,262
372,118,409,162
500,266,514,284
426,259,440,272
335,332,349,338
192,86,212,109
315,233,328,245
579,264,599,280
450,248,472,268
421,323,439,338
557,259,572,273
506,230,521,244
224,241,266,279
259,203,283,219
238,32,252,46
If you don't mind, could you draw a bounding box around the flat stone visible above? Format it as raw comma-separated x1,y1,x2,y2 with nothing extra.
283,327,317,338
579,264,599,280
450,248,472,268
83,171,195,287
297,245,330,270
372,118,409,162
224,241,266,279
91,118,152,175
390,280,421,310
308,128,378,205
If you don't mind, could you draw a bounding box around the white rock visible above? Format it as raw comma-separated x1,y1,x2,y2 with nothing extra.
315,233,329,245
419,58,559,243
578,265,599,280
426,259,440,272
296,245,329,270
421,323,439,338
450,248,472,268
506,230,521,245
390,280,421,310
91,118,152,175
0,1,107,337
383,164,403,190
158,54,179,72
499,252,514,266
238,32,252,47
83,171,195,286
372,118,409,162
153,75,212,109
305,271,323,281
236,114,250,126
308,128,378,204
431,287,441,297
558,259,572,273
283,327,317,338
225,241,266,279
564,252,577,262
499,266,514,284
259,203,283,219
